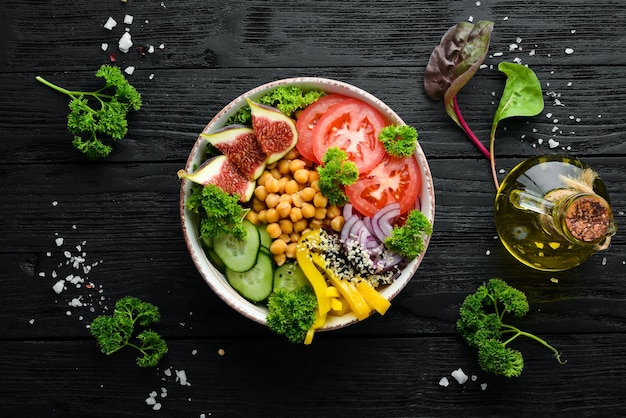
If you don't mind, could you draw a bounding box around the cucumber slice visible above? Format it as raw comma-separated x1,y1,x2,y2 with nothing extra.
258,224,272,250
226,251,274,302
273,261,310,292
213,220,260,273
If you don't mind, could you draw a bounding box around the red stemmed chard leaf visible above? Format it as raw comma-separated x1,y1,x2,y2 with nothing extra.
424,20,494,158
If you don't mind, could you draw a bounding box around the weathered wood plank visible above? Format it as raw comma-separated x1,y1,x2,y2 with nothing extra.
1,335,625,417
1,0,625,73
1,65,625,164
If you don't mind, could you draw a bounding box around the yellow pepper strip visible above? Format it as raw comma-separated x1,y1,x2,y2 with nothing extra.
304,328,315,345
325,286,341,298
296,231,331,317
356,280,391,315
330,296,350,316
330,298,343,312
310,253,370,321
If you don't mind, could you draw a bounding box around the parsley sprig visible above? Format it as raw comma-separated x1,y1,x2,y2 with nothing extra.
36,65,142,159
90,296,167,367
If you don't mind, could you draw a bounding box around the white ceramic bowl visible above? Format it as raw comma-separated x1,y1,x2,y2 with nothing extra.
179,77,435,331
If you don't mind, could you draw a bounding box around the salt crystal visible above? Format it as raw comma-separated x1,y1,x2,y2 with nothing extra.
148,45,155,53
516,37,522,43
159,43,165,50
548,139,560,148
39,272,45,277
124,14,134,25
529,49,536,56
602,257,607,266
164,367,172,377
439,377,450,387
29,319,35,325
149,73,155,80
103,17,117,30
175,369,190,386
55,237,64,247
153,403,162,411
53,280,65,294
124,66,136,75
565,48,574,55
192,349,198,355
486,250,491,256
145,396,156,406
475,1,481,6
52,201,58,206
567,81,573,87
451,368,469,384
101,43,108,51
546,113,552,118
537,138,544,145
66,311,72,316
493,52,503,57
471,375,478,381
468,16,474,23
503,16,508,20
480,383,488,390
509,43,518,51
118,32,133,53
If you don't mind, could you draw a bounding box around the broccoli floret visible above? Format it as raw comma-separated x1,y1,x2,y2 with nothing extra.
383,209,432,259
266,287,317,344
317,147,359,206
378,125,419,157
457,279,566,377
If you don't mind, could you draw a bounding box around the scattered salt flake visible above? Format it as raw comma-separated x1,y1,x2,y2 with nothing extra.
39,272,46,277
175,369,190,386
602,257,607,266
192,349,198,355
66,310,72,316
509,43,518,51
468,16,474,23
567,81,573,87
52,201,58,206
118,32,133,53
475,1,481,6
529,49,536,56
565,48,574,55
53,280,65,294
548,139,560,148
537,138,544,145
124,66,136,75
451,368,469,384
546,112,552,118
485,250,491,256
29,319,35,325
55,237,64,247
471,375,478,381
124,14,134,25
516,37,522,43
153,403,162,411
145,396,156,406
503,16,508,21
159,43,165,50
101,43,109,51
492,52,503,57
148,45,155,53
480,383,488,390
164,367,172,377
439,377,450,387
104,17,117,30
149,73,155,80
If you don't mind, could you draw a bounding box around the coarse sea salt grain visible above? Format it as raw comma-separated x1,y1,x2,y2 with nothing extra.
439,377,450,387
451,368,469,384
175,370,191,386
565,48,574,55
124,14,134,25
53,280,65,294
124,66,136,75
104,17,117,30
101,43,108,51
481,383,488,390
548,139,560,148
55,237,64,247
118,32,133,53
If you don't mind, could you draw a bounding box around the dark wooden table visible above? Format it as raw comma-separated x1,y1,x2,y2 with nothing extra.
1,1,625,416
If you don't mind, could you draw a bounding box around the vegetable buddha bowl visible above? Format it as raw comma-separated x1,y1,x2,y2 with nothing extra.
179,77,435,343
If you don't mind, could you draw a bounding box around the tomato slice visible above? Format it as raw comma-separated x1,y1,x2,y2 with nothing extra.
295,94,349,163
311,98,386,174
345,154,421,218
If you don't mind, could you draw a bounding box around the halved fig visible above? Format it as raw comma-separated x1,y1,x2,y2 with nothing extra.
177,155,255,202
200,126,267,180
247,98,298,164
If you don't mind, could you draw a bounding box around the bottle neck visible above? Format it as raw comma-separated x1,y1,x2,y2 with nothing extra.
552,193,616,248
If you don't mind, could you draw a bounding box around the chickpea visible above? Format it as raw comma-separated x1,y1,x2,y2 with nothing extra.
278,193,293,204
245,211,259,225
293,218,308,233
270,239,288,255
265,193,280,209
266,223,282,239
279,233,291,244
330,216,345,232
289,207,303,222
265,176,280,193
284,179,299,195
254,185,268,201
310,179,320,192
251,197,265,213
277,159,291,175
274,253,287,266
285,242,297,259
313,192,328,208
288,159,306,173
258,171,272,186
265,208,279,224
308,170,320,183
277,176,289,194
299,186,316,202
309,219,323,230
284,148,300,160
276,201,292,218
289,232,301,243
326,205,341,219
294,168,310,184
314,207,327,220
291,193,304,208
301,203,316,219
270,167,281,179
257,209,267,223
279,219,294,234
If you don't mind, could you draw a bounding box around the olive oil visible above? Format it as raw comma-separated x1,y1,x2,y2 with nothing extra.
494,155,615,271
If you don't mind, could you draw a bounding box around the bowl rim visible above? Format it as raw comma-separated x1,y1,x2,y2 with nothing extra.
179,77,435,331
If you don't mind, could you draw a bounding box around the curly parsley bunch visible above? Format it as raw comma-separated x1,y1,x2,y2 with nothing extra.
36,64,142,159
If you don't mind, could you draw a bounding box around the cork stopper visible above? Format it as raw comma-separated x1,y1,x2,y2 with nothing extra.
564,195,611,242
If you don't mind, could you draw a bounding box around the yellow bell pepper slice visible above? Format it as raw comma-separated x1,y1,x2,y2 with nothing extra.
325,286,341,298
310,253,370,321
296,230,331,317
330,296,350,316
356,280,391,315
